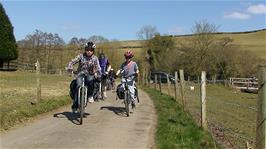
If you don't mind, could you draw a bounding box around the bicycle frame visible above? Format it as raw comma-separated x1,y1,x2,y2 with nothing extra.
119,70,138,116
77,75,88,124
134,82,139,103
123,77,130,117
97,75,105,100
78,76,88,108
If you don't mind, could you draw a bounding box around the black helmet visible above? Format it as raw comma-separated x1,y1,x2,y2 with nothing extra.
85,41,96,51
99,52,105,59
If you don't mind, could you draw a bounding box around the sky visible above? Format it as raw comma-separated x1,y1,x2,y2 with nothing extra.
1,0,266,43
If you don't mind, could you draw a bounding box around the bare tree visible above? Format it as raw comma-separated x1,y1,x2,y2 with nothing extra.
69,37,79,46
145,35,175,71
53,33,65,46
181,20,219,77
17,30,66,73
88,35,109,43
137,25,158,40
78,38,87,47
19,30,45,63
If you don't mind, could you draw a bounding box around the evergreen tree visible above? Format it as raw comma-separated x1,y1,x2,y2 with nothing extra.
0,3,18,61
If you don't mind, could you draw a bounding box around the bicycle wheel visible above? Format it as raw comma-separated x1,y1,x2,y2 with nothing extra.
112,82,116,90
80,87,85,125
124,91,130,117
99,82,103,101
135,88,139,103
101,82,105,101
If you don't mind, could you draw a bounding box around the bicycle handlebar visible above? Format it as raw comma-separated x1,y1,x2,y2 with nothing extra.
118,69,138,78
66,68,85,77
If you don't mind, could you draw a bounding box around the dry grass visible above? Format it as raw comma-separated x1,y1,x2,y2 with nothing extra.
118,30,266,60
0,71,72,113
0,71,72,130
0,71,72,101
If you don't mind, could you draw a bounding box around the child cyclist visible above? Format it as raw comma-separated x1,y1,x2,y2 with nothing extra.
116,50,139,108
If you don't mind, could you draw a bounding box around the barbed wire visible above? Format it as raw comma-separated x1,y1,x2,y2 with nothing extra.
207,99,257,111
194,109,256,148
190,111,237,148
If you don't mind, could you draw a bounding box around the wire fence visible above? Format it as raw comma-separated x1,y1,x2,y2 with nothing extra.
1,62,264,148
0,62,72,114
140,71,259,149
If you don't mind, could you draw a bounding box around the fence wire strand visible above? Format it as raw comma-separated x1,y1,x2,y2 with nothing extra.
146,78,257,149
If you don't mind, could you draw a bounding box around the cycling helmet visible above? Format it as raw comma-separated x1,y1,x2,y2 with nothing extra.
124,50,134,59
85,41,96,51
99,52,105,59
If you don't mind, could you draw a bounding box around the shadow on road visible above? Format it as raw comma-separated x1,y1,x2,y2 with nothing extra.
53,111,90,125
100,106,127,117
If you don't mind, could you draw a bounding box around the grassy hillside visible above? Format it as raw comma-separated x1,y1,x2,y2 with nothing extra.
118,29,266,59
16,29,265,73
218,30,266,58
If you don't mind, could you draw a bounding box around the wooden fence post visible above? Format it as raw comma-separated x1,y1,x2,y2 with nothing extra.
145,73,148,87
201,71,207,130
174,71,179,102
197,76,200,84
167,74,171,96
148,73,151,88
36,60,41,103
154,74,158,90
179,69,185,110
142,71,145,86
256,64,266,149
159,74,162,93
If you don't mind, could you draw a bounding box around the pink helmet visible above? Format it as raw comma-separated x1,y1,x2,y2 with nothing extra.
124,50,134,58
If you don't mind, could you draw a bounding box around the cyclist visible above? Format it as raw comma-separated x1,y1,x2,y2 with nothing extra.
108,68,116,90
116,50,139,108
98,52,111,99
66,41,101,113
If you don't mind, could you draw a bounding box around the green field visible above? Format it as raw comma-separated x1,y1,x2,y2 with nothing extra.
0,71,72,130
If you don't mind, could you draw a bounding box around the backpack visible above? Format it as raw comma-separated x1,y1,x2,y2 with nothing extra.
116,83,125,99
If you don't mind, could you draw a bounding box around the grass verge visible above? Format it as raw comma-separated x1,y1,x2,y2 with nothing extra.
0,95,71,131
143,87,220,149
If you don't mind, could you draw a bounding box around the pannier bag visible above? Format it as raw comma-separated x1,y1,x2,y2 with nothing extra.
116,83,125,99
69,80,76,100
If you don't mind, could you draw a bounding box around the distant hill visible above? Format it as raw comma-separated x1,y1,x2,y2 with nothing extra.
117,29,266,59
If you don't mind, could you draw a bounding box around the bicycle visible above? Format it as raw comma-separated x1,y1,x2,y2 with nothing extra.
122,73,138,117
70,71,88,125
96,73,107,101
109,76,116,90
134,82,140,103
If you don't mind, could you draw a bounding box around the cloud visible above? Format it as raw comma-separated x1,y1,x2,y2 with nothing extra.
224,12,251,20
168,26,186,35
247,4,266,14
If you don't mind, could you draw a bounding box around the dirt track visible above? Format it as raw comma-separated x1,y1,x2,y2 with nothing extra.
0,89,156,149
